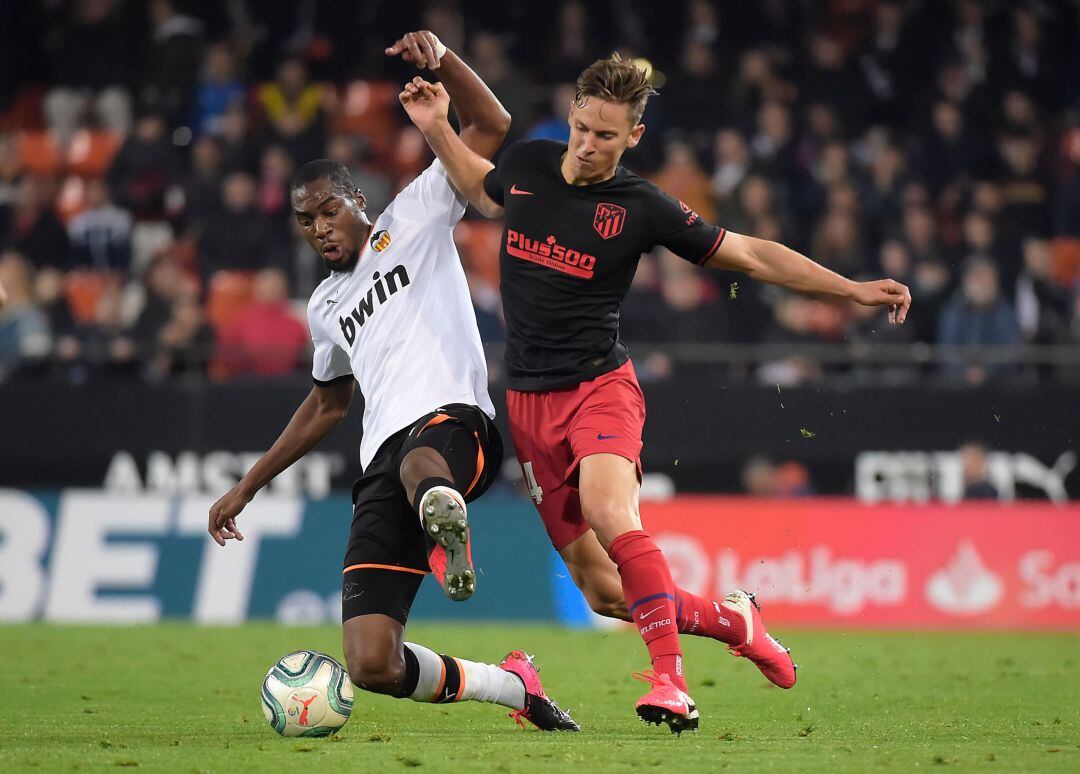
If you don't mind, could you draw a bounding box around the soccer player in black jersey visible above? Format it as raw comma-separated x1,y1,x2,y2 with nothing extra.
401,55,911,734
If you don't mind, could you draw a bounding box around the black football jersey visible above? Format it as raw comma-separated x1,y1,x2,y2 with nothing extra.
483,139,726,391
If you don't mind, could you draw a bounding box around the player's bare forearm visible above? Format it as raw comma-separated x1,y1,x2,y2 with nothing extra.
713,234,856,297
423,120,504,217
434,50,510,159
706,231,911,324
237,382,352,498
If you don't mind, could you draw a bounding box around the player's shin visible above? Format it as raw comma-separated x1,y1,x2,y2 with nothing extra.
395,642,526,710
607,530,688,692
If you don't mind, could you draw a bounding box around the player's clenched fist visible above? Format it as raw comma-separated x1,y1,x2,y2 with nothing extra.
208,484,249,546
399,77,450,133
385,30,447,70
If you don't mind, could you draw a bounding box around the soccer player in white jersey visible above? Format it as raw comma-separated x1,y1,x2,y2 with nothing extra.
207,31,578,732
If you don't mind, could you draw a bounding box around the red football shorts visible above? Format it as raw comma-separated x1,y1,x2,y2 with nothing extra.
506,360,645,550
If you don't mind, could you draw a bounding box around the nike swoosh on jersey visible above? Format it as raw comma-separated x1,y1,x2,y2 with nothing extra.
597,432,621,440
510,184,534,196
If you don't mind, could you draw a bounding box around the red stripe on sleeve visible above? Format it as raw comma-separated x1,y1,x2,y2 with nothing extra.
697,228,727,266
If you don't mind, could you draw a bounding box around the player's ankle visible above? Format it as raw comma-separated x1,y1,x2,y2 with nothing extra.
411,476,459,517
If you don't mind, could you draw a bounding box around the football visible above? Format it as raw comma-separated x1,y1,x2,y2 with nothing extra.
261,650,354,737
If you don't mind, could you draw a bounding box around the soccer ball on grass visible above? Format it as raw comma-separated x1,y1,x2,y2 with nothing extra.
261,650,353,737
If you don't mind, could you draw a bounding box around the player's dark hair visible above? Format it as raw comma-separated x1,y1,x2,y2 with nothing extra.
290,159,355,196
575,53,658,125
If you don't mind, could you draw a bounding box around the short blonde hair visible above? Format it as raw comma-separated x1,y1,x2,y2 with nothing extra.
575,53,657,124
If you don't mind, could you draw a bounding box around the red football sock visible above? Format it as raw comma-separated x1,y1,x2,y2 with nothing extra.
674,587,747,645
607,530,687,692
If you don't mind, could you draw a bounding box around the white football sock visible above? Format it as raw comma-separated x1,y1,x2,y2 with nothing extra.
403,642,525,710
416,485,467,524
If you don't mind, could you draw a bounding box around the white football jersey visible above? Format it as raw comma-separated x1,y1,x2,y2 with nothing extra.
306,160,495,468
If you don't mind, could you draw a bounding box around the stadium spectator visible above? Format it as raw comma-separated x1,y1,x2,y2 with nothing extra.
655,253,727,344
651,141,715,223
197,172,287,279
910,256,952,345
194,43,246,137
0,132,24,230
256,58,328,164
34,266,79,363
750,100,799,184
999,5,1060,111
956,210,1010,287
67,179,133,273
1014,238,1072,346
1055,126,1080,236
257,145,295,222
526,83,576,143
65,282,137,380
997,130,1052,241
42,0,132,144
545,0,596,82
937,259,1021,383
469,32,533,141
141,0,204,127
919,100,984,202
174,133,224,228
215,267,307,378
710,128,752,203
663,41,727,142
811,209,865,276
958,441,999,500
0,250,50,380
106,110,180,221
800,31,869,133
216,102,261,175
856,0,925,126
2,176,69,270
146,288,213,379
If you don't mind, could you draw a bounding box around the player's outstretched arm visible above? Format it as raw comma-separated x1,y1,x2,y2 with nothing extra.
385,30,510,160
207,379,354,546
705,231,912,325
399,78,505,218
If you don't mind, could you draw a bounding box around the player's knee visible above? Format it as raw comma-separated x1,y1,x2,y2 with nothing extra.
580,502,638,546
345,648,405,695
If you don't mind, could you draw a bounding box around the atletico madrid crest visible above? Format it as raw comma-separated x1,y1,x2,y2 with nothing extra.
593,202,626,240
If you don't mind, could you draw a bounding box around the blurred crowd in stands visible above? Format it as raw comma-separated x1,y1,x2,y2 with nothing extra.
2,0,1080,386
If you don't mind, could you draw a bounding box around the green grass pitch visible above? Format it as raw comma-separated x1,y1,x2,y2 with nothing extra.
5,624,1078,772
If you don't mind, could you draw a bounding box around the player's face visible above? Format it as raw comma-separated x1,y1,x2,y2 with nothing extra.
566,98,645,183
291,178,370,271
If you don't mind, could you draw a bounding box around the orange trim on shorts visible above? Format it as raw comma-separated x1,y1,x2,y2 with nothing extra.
419,413,454,433
453,657,466,701
433,657,448,702
464,431,484,496
342,563,429,576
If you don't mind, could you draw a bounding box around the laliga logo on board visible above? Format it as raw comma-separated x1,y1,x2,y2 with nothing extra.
924,540,1003,615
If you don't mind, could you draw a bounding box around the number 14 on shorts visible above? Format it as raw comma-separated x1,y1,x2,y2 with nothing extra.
521,462,544,504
